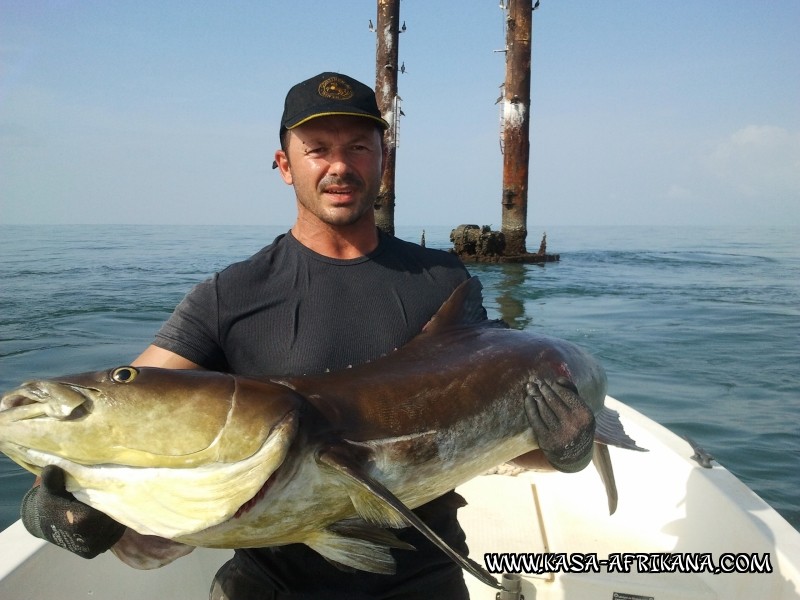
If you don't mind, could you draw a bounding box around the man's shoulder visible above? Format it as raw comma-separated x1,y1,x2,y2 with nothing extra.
216,232,296,282
381,232,466,270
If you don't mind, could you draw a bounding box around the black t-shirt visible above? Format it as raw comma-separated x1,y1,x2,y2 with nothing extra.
155,230,472,378
152,229,480,594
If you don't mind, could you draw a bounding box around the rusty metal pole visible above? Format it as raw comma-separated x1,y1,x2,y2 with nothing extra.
374,0,400,236
500,0,532,256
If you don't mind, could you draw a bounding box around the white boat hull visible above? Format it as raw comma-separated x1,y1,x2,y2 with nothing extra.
1,397,798,599
462,397,800,599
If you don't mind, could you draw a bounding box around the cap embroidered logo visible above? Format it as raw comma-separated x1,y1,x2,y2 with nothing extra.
318,77,354,101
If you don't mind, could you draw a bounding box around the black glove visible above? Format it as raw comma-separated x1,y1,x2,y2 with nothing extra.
524,377,596,473
20,465,126,558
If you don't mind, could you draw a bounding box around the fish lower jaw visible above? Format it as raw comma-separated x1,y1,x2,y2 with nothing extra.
0,396,49,423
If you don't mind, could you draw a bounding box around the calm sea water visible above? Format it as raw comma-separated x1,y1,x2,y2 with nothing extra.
1,224,798,533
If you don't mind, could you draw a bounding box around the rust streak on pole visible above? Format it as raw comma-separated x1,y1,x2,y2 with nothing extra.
501,0,532,256
374,0,400,236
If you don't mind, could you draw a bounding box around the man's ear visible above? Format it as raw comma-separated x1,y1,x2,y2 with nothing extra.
274,150,292,185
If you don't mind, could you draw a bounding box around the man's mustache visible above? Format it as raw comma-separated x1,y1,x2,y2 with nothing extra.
319,174,363,190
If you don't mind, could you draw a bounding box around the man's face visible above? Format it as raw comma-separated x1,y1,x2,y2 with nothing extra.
275,115,386,228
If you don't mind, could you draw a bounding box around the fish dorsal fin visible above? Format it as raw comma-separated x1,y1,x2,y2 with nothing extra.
316,442,501,590
421,277,494,335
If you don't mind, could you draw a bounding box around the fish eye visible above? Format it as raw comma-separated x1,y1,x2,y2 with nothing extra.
110,366,139,383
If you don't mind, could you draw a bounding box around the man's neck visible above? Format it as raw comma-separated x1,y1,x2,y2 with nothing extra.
290,218,380,259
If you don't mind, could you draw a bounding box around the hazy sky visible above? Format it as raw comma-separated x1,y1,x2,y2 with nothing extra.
1,1,798,227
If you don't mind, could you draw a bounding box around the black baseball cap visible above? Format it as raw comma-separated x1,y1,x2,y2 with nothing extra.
279,72,389,138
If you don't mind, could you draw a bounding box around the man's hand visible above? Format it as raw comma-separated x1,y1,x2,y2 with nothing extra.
20,465,126,558
523,376,595,473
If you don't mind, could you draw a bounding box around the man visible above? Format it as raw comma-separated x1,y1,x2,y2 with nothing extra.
21,72,594,599
24,72,478,599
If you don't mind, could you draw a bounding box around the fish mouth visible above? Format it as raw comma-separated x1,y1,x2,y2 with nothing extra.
0,381,97,475
0,382,92,422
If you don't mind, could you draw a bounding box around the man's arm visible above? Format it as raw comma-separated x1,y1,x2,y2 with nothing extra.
131,345,203,369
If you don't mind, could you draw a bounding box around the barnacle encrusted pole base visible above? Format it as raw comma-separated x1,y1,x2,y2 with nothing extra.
450,225,559,264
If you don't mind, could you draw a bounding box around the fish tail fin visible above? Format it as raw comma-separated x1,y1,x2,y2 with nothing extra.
592,442,618,515
592,406,646,515
594,407,647,451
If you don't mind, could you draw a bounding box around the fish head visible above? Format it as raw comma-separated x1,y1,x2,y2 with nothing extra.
0,366,304,537
0,366,302,470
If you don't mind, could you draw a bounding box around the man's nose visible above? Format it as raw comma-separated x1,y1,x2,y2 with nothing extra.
327,147,354,175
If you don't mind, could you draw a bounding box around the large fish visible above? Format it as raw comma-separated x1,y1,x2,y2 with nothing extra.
0,278,641,590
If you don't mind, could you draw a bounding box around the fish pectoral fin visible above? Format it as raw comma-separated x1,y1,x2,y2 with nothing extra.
316,443,502,590
316,442,408,528
592,442,618,515
305,521,413,575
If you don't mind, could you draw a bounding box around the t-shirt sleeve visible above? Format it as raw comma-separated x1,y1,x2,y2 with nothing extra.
152,274,227,369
